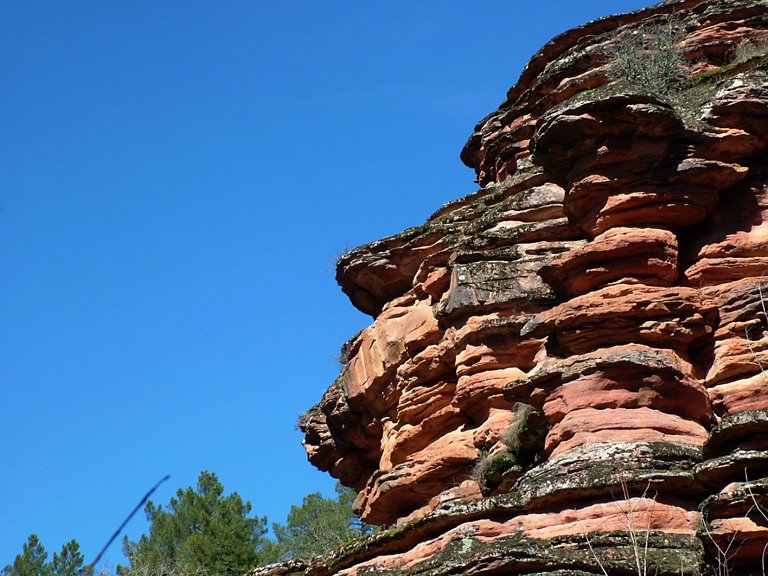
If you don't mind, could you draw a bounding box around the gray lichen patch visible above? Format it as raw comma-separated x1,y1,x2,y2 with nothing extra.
355,531,703,576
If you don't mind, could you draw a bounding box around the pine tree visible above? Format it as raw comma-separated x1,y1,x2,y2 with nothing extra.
119,471,270,576
2,534,51,576
2,536,84,576
270,483,371,560
50,541,84,576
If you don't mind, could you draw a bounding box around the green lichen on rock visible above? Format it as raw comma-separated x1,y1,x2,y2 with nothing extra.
473,450,521,496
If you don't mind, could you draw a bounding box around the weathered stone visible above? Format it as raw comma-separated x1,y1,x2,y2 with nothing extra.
536,353,709,424
506,345,699,401
514,442,703,509
700,479,768,571
439,242,580,319
685,183,768,286
695,450,768,491
709,373,768,416
336,230,449,317
438,257,555,318
341,295,441,414
565,159,747,237
704,410,768,459
702,74,768,139
539,227,679,298
533,95,683,172
355,427,479,525
520,284,717,356
546,407,708,458
291,2,768,575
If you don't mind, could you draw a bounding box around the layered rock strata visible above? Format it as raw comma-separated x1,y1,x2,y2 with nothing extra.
270,0,768,574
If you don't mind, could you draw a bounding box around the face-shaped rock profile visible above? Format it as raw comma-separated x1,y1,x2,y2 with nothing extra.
292,2,768,574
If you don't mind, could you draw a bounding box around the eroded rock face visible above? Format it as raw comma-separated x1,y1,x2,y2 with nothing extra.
280,1,768,574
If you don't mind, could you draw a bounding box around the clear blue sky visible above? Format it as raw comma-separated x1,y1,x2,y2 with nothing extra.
1,0,652,569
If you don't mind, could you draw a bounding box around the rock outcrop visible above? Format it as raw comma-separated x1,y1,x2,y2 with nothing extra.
267,0,768,574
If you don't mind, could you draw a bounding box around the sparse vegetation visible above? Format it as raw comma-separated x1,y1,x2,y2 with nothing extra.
471,449,491,483
587,479,658,576
700,473,768,576
472,404,548,496
608,20,768,129
472,449,519,495
500,403,548,467
609,19,687,98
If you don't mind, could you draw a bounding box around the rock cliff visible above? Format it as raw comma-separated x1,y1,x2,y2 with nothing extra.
267,0,768,574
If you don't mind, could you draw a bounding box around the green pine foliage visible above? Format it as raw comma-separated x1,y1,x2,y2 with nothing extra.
2,535,50,576
2,535,84,576
119,471,271,576
51,541,85,576
269,483,373,561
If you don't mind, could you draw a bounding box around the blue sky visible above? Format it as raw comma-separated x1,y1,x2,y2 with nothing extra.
1,0,652,569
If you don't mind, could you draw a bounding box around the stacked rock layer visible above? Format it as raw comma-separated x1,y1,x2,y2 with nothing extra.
266,0,768,574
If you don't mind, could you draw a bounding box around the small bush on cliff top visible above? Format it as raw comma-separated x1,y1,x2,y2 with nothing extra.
610,19,686,98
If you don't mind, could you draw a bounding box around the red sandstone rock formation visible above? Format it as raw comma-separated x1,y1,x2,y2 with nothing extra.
262,0,768,574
